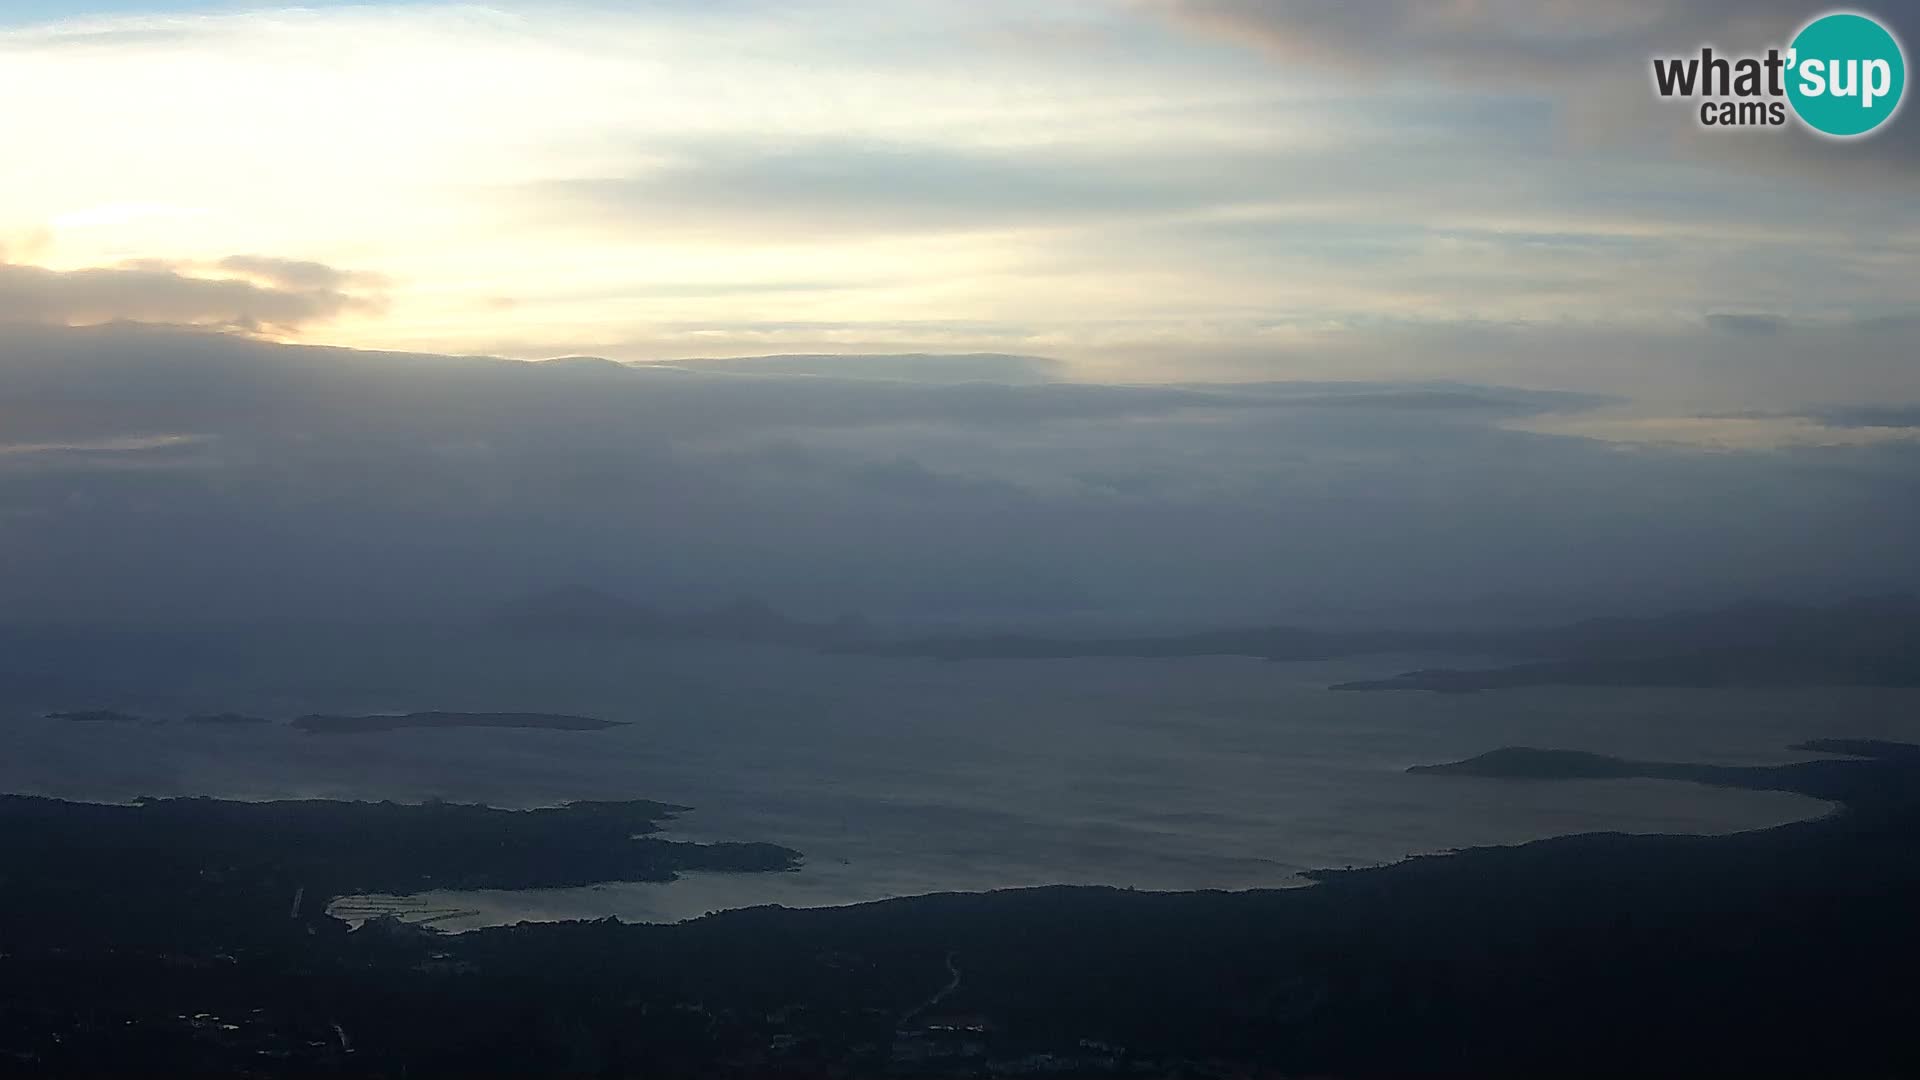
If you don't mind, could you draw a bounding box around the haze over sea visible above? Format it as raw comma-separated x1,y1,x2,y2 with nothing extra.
5,628,1914,929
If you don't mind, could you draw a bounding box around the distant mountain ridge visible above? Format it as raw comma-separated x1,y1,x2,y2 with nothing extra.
627,352,1065,384
496,585,868,646
842,594,1920,693
495,588,1920,692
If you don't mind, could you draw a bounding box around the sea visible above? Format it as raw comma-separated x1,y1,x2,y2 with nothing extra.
3,627,1914,930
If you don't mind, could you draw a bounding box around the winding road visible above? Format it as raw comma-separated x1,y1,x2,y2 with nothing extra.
899,950,962,1026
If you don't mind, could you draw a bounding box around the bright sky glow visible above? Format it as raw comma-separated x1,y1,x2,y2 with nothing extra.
1,0,1915,405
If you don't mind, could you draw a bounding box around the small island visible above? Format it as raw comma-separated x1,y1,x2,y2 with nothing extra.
46,709,150,724
1332,650,1920,693
291,711,626,734
183,712,269,725
1402,739,1919,807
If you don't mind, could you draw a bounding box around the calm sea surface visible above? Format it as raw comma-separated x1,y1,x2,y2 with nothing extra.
3,631,1912,929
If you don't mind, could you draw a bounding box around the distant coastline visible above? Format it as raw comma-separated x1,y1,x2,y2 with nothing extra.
837,596,1920,694
41,709,626,734
291,711,626,734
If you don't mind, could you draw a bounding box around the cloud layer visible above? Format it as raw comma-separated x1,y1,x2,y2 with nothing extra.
0,1,1910,405
0,4,1911,627
1,325,1914,626
0,256,382,330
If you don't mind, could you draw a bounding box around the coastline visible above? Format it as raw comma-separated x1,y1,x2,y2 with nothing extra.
6,739,1914,1074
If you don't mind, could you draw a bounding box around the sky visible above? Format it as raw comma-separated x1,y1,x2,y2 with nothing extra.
0,1,1917,625
0,1,1913,404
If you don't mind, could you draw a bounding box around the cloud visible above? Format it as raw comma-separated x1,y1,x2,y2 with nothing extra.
1706,313,1790,336
639,353,1067,384
0,257,385,332
1818,406,1920,429
1142,0,1920,192
1513,410,1920,448
0,324,1914,625
1141,0,1835,79
0,1,1911,387
216,255,387,294
531,137,1268,239
0,324,1268,448
0,433,216,473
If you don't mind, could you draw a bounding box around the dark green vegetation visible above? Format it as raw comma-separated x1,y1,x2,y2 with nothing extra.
853,596,1920,693
4,742,1920,1076
0,795,797,954
290,711,625,734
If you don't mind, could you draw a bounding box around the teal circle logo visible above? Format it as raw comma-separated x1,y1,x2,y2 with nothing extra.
1787,12,1906,137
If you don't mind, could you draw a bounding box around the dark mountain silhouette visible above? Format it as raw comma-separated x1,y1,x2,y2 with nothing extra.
855,595,1920,692
1332,595,1920,692
496,589,1920,691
